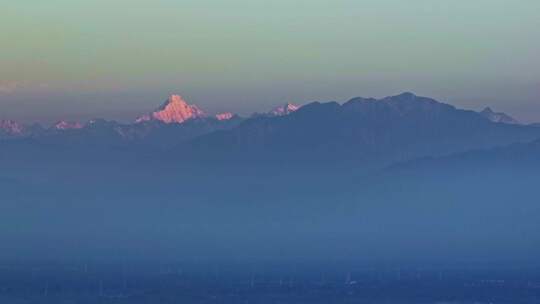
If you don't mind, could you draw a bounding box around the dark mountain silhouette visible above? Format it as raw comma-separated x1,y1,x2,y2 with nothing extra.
2,92,540,166
184,92,540,163
384,138,540,179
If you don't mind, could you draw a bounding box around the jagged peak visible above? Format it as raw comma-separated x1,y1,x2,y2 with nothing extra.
157,94,187,109
215,112,235,121
54,120,83,130
479,107,519,124
269,102,300,116
481,107,494,113
0,119,21,127
136,94,206,124
0,119,24,134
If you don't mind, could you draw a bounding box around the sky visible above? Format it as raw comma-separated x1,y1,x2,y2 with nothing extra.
1,0,539,124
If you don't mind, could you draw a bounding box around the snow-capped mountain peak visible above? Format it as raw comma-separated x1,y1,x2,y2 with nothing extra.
136,94,206,124
54,121,83,130
215,112,234,121
269,103,300,116
0,119,24,135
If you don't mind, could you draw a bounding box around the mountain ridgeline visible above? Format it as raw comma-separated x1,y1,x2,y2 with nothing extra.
1,92,540,263
185,92,539,162
1,92,539,163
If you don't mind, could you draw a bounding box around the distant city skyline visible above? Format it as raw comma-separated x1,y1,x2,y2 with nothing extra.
1,0,539,123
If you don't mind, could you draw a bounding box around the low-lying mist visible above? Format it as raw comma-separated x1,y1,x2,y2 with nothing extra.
2,147,539,267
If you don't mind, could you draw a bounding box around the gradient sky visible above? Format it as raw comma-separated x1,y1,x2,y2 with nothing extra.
1,0,539,123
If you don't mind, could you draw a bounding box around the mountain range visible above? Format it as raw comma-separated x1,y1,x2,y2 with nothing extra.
2,92,540,263
183,92,540,163
0,95,301,146
1,92,539,164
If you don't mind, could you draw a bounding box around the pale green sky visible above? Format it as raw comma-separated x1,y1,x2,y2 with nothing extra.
1,0,539,123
